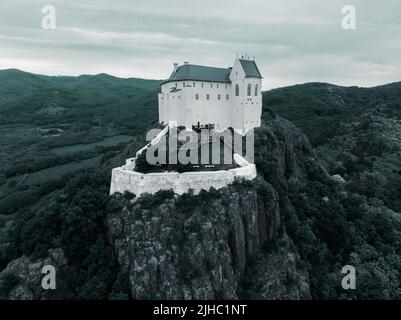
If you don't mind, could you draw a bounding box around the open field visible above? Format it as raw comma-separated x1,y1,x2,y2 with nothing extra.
22,156,102,186
51,135,133,156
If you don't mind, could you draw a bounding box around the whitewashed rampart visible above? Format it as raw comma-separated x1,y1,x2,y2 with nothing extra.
110,155,256,196
110,122,257,197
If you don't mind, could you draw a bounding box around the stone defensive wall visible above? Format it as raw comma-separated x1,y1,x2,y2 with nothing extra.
109,123,257,197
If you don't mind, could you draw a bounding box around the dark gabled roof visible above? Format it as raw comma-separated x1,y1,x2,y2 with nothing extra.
239,59,262,78
164,64,231,84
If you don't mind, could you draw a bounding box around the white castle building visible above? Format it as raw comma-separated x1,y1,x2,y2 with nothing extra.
158,57,262,134
110,57,262,197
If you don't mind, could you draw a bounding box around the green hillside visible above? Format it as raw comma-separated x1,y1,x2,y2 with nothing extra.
1,70,401,300
0,69,162,207
264,81,401,216
263,82,401,145
0,69,162,133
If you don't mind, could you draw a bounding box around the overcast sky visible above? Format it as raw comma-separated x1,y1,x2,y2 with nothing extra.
0,0,400,89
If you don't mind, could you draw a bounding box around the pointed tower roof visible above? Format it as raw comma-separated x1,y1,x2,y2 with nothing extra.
238,59,262,78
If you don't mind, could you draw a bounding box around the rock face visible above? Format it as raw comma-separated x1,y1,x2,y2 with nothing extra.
0,249,72,300
106,115,316,300
245,237,310,299
107,183,309,299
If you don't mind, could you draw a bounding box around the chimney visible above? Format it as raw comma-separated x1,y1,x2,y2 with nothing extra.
184,61,189,65
173,63,178,72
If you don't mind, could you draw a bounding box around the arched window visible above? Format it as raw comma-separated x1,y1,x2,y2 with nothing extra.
255,84,258,96
195,93,199,100
218,94,221,100
206,94,210,100
235,84,239,96
247,84,251,96
226,94,229,100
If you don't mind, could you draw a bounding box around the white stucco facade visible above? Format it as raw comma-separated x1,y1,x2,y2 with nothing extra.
158,57,262,135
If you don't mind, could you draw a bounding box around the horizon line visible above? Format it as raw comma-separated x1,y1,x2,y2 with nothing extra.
1,67,400,91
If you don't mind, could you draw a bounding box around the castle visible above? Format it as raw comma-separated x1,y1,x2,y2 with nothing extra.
110,57,262,197
158,57,262,134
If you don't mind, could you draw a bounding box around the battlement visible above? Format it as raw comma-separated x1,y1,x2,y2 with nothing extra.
109,122,256,197
109,153,256,197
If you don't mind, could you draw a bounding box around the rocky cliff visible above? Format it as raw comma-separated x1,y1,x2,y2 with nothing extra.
0,249,72,300
107,181,309,299
105,112,318,299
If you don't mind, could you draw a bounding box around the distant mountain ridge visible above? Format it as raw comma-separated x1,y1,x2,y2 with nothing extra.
263,81,401,145
1,68,400,139
0,68,163,112
0,68,163,87
0,68,164,134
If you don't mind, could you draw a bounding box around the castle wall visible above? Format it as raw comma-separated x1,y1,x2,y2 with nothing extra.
109,158,256,197
110,128,256,197
243,78,262,132
182,82,233,131
160,80,234,131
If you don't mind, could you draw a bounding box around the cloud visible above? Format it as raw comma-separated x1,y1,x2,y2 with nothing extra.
0,0,400,88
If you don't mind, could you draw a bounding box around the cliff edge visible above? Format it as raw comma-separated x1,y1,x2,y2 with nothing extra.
105,112,319,299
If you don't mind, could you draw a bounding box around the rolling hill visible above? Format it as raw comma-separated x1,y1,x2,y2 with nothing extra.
263,81,401,145
0,69,162,134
